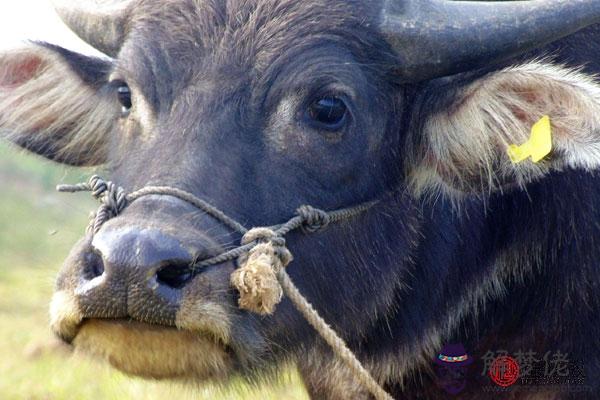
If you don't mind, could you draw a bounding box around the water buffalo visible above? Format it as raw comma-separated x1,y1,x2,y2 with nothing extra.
1,0,600,398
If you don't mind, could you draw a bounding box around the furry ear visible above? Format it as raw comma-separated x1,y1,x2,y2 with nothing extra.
0,43,116,165
407,61,600,197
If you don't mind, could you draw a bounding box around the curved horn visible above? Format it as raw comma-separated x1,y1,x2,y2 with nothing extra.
380,0,600,81
52,0,132,57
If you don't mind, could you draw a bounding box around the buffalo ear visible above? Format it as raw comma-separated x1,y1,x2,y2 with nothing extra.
408,61,600,197
0,43,116,166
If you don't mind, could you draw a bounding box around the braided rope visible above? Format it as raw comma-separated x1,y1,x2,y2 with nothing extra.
128,186,249,234
57,175,393,400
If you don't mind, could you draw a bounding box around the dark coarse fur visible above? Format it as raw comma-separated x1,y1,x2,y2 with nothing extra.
1,1,600,399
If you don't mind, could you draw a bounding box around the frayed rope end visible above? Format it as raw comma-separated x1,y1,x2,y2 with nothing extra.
230,234,292,315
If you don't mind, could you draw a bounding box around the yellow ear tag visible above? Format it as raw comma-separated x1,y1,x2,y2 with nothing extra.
507,115,553,164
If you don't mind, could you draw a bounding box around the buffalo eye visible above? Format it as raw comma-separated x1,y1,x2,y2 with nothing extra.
306,96,348,130
113,81,132,116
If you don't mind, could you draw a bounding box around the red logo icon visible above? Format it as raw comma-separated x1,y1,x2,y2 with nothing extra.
489,356,520,387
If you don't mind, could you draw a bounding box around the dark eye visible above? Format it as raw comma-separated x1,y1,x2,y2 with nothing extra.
115,81,132,116
306,96,348,130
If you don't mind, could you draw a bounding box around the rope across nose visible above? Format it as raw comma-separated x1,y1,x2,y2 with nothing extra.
58,177,354,314
58,175,394,400
58,175,367,281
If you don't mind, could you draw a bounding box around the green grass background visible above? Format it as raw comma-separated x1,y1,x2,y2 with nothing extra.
0,143,308,399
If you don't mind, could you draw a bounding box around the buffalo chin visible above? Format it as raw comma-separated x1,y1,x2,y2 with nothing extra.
72,319,232,380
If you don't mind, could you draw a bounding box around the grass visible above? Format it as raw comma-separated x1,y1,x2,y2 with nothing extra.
0,143,308,400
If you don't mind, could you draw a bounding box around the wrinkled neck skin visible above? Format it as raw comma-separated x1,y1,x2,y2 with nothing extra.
275,170,600,398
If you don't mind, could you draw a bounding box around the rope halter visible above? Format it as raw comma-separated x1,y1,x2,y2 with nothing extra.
58,175,394,400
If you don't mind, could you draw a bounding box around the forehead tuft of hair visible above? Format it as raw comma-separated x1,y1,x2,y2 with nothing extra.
131,0,392,73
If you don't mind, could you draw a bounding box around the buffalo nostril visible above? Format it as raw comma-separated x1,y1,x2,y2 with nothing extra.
156,263,195,289
83,252,105,280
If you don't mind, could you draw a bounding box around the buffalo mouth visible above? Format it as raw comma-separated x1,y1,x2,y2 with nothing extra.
50,290,235,380
73,319,232,380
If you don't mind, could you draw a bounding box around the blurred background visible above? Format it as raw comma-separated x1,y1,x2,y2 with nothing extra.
0,2,307,399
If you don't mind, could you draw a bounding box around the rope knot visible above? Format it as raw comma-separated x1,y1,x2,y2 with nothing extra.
231,228,293,314
297,205,330,233
87,175,128,234
88,175,108,198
